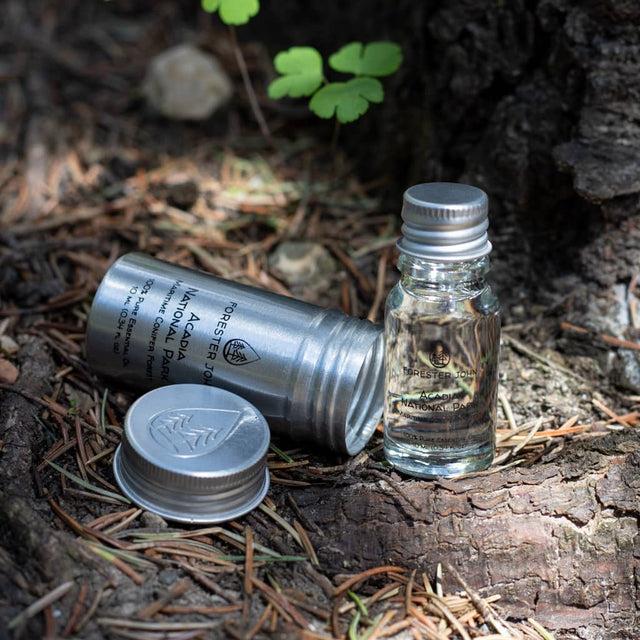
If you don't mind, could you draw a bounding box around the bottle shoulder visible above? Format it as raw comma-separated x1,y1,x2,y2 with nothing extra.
386,280,500,318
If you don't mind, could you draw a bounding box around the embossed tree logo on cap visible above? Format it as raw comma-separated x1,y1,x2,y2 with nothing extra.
149,408,241,455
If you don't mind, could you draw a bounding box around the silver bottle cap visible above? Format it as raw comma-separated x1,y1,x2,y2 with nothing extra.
398,182,491,261
113,384,270,523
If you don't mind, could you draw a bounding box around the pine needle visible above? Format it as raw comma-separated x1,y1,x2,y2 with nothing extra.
46,459,130,504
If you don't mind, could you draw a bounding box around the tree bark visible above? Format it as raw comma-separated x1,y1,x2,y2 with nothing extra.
290,430,640,639
258,0,640,299
258,0,640,398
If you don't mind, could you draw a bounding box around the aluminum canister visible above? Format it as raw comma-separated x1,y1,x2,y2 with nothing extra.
85,253,384,454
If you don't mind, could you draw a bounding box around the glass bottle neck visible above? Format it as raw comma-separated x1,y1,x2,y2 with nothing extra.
397,254,490,289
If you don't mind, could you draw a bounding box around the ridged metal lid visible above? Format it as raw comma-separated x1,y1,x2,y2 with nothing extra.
113,384,270,523
398,182,492,261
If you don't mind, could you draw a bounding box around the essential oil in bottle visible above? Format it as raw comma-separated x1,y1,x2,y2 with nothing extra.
383,183,501,478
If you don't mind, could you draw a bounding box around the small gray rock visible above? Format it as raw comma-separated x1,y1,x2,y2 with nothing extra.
141,510,169,529
158,568,179,585
270,242,337,286
269,241,341,306
0,335,19,356
143,44,233,121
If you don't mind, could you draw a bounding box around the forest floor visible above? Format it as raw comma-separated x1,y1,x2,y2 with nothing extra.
2,3,640,639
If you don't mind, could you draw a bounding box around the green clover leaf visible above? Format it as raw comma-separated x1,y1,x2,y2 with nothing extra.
201,0,259,25
309,77,384,123
328,41,403,77
267,47,324,99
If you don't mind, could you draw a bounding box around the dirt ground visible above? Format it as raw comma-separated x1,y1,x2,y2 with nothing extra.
1,2,640,639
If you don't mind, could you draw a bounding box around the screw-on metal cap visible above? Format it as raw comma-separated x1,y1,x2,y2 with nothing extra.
113,384,270,523
398,182,492,261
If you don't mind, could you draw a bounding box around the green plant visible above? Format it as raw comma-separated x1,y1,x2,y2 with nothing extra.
268,41,403,124
201,0,271,141
201,0,403,138
201,0,259,26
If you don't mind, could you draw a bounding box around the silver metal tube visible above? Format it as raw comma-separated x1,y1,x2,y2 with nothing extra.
85,253,384,454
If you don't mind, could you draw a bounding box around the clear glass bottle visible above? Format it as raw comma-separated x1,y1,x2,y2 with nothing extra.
384,183,501,478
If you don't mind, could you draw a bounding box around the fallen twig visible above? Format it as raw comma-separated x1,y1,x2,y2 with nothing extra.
8,581,75,631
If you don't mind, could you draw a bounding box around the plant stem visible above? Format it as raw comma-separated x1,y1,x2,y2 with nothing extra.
228,25,273,146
